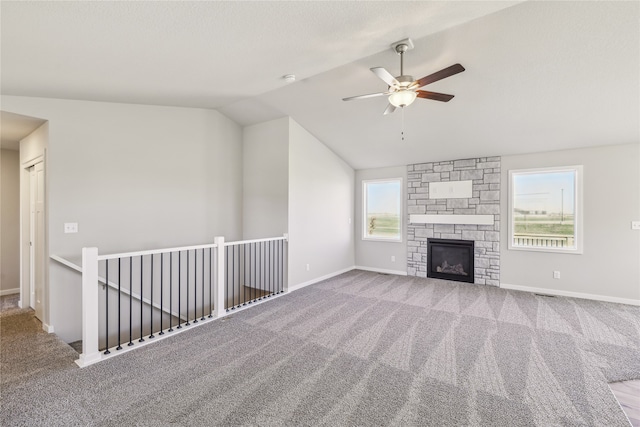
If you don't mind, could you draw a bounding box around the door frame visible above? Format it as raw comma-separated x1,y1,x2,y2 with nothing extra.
20,153,51,331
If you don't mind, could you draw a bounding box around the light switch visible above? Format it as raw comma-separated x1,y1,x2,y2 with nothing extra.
632,221,640,230
64,223,78,233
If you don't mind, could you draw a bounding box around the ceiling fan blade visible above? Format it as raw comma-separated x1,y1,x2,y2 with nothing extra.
414,63,465,88
383,104,396,115
371,67,399,87
342,91,390,102
416,90,455,102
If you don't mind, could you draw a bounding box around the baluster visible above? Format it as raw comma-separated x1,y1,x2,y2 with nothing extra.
209,248,213,318
236,245,240,306
149,254,155,339
277,240,281,293
193,250,198,323
267,241,272,297
104,260,110,354
231,245,236,309
201,248,205,320
262,242,266,298
139,255,144,342
186,250,191,326
168,252,174,332
177,251,182,329
248,243,253,304
225,246,230,312
159,253,164,335
117,258,122,350
128,257,134,346
243,244,247,306
257,242,261,299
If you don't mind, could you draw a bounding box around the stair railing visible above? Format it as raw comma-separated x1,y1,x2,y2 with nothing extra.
77,234,287,368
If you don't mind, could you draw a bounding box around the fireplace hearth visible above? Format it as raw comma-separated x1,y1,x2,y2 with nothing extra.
427,238,474,283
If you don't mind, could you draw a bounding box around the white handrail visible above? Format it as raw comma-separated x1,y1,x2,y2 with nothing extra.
97,242,218,261
223,234,288,247
50,254,82,273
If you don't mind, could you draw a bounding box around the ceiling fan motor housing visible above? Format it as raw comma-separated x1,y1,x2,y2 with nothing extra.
395,75,415,88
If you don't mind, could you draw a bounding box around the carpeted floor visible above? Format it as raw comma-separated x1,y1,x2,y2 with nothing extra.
1,270,639,426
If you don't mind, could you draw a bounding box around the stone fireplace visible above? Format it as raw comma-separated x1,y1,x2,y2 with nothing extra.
407,157,500,286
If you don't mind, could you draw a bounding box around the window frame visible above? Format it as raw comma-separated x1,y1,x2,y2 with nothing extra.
362,178,403,243
508,165,583,254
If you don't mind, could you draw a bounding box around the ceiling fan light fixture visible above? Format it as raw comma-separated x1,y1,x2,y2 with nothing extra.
388,90,417,108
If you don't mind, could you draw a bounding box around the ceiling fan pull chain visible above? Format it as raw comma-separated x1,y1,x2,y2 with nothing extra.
401,107,405,141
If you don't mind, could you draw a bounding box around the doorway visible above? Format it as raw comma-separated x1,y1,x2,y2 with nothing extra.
28,162,45,321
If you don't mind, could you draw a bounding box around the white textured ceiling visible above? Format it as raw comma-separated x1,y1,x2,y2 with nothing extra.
1,1,638,169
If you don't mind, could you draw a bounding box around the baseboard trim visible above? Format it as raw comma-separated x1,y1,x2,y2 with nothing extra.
354,266,408,276
500,283,640,306
0,288,20,296
288,266,356,292
42,323,55,333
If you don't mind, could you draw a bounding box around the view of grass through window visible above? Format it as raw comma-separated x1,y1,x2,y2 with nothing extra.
364,179,401,241
511,169,577,249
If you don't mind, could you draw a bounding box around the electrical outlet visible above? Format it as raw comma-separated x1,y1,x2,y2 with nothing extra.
306,264,310,271
553,271,561,279
64,223,78,233
391,256,396,262
632,221,640,230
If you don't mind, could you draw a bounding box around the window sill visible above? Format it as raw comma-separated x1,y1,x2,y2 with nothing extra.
362,237,403,243
508,245,583,255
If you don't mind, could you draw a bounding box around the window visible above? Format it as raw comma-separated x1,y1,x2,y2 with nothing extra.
509,166,583,253
363,178,402,242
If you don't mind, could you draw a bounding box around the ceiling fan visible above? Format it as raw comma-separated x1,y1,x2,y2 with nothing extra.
343,38,465,115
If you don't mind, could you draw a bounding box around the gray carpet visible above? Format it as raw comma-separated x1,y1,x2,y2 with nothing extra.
1,270,639,426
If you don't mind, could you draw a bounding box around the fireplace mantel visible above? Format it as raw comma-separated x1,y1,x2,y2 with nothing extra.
409,214,494,225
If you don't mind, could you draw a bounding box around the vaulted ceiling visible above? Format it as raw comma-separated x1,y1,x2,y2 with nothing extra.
2,1,638,169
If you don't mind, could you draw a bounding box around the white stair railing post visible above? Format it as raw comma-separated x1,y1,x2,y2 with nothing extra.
76,247,101,368
213,236,226,318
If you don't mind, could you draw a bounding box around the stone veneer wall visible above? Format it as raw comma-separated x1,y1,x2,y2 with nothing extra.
407,157,501,285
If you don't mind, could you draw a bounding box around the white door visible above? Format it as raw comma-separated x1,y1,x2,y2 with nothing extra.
29,166,36,309
29,162,45,321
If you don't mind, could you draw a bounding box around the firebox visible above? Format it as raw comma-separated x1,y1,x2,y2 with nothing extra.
427,238,475,283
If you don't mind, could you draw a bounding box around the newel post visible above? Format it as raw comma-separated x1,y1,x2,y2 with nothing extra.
283,233,289,293
213,236,226,318
76,247,101,368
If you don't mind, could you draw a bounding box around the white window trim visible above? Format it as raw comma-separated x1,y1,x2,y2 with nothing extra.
362,178,403,243
508,165,583,254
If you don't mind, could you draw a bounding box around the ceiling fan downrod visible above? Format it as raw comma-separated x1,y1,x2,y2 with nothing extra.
396,43,408,76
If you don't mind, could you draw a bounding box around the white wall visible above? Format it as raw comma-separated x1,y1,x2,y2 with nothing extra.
1,149,21,294
3,95,243,342
354,166,407,274
501,143,640,303
288,118,354,288
242,117,289,239
4,96,243,256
